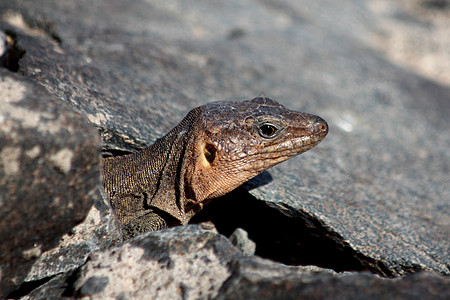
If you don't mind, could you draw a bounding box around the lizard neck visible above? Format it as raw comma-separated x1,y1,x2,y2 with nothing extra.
138,107,204,225
103,107,204,226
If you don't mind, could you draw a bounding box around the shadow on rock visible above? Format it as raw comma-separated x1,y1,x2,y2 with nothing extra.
192,182,396,277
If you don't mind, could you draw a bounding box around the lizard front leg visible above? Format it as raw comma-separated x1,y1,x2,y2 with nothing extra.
121,211,168,239
109,193,172,240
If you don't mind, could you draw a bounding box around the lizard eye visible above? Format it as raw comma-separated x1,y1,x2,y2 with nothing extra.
258,123,279,138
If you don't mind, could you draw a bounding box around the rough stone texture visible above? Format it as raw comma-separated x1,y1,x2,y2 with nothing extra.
21,273,73,300
229,228,256,256
217,256,450,300
0,69,102,295
73,225,240,299
0,0,449,298
24,192,122,282
30,226,450,299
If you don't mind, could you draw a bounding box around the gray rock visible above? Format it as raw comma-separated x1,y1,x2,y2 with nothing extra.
229,228,256,256
73,225,241,299
0,69,101,296
41,226,450,300
217,256,450,300
24,192,122,282
20,273,73,300
0,0,449,297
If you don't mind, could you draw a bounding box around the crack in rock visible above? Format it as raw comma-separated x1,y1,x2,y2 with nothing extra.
191,186,424,278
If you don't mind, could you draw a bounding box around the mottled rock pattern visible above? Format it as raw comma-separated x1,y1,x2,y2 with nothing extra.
0,69,101,295
74,225,241,299
229,228,256,256
0,0,449,298
24,193,122,282
31,226,450,300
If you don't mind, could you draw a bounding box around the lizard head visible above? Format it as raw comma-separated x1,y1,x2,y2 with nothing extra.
184,97,328,205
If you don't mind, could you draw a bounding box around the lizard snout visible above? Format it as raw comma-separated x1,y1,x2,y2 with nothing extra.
306,115,329,137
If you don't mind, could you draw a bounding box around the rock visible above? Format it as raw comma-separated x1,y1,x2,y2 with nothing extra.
217,256,450,300
73,225,241,299
0,0,449,297
228,228,256,256
24,193,122,282
366,0,450,86
0,69,101,296
32,225,450,299
20,273,74,300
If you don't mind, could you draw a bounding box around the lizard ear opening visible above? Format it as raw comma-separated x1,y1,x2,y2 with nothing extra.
203,143,216,165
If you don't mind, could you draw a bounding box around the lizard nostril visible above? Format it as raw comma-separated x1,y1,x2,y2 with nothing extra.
309,116,328,135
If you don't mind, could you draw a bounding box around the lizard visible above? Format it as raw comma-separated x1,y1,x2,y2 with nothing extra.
103,97,328,239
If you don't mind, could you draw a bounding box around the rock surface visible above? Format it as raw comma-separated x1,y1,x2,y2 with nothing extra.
23,193,121,282
218,256,450,300
0,68,102,295
228,228,256,256
74,225,240,299
27,226,450,299
0,0,449,298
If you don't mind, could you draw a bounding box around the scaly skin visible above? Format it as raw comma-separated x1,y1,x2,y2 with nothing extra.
103,97,328,239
